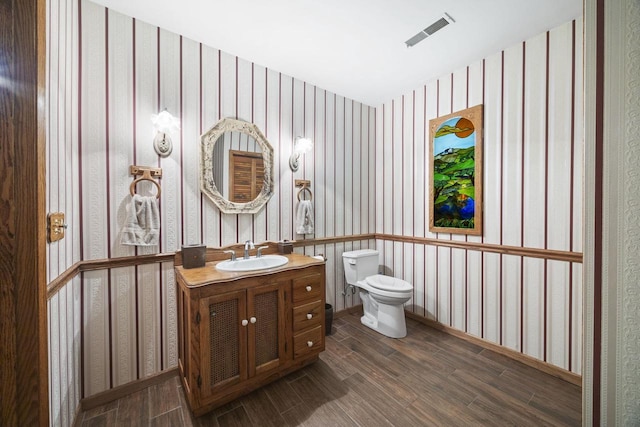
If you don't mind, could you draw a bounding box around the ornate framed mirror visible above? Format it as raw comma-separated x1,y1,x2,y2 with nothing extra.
201,118,274,214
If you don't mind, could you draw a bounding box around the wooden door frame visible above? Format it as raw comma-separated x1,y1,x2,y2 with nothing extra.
0,0,49,425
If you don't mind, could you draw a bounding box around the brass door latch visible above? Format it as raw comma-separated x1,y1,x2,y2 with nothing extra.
47,212,67,243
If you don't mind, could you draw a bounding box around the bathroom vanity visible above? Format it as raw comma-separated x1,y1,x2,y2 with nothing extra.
175,250,325,416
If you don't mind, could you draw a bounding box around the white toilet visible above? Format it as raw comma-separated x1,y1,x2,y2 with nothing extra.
342,249,413,338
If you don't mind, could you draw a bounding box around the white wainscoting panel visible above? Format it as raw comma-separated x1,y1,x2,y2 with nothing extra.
47,277,82,427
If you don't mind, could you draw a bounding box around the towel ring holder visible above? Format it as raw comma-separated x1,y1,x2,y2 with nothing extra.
129,165,162,199
297,187,313,201
295,179,313,201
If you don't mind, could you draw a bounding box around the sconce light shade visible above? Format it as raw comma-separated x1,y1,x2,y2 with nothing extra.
151,109,180,134
289,137,313,172
151,109,180,157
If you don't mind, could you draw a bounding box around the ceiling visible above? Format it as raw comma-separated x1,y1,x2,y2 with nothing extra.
90,0,582,107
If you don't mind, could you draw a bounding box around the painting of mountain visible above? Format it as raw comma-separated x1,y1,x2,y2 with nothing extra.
429,104,483,235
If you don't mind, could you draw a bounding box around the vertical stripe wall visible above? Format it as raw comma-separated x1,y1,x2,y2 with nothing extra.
46,0,82,425
77,1,374,398
376,19,583,374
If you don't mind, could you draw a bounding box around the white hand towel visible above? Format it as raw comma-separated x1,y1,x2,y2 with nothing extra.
296,200,315,235
121,194,160,246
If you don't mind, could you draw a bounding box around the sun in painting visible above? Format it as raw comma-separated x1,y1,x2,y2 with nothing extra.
454,117,474,138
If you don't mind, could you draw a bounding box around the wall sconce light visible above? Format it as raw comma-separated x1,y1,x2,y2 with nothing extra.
289,136,313,172
151,109,180,157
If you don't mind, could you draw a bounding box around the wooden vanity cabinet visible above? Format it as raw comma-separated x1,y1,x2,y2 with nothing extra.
176,257,325,417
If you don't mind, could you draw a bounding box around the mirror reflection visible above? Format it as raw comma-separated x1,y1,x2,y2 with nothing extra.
201,118,274,214
212,131,264,202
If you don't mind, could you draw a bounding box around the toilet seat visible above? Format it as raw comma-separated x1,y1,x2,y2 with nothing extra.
365,274,413,293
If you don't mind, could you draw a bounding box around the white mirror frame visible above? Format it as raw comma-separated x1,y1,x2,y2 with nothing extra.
201,118,274,214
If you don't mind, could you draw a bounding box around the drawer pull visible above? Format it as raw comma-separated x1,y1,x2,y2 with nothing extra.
250,317,257,324
307,341,313,348
306,313,313,320
241,319,248,326
305,285,312,292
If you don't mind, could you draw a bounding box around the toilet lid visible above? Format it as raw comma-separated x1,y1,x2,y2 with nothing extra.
365,274,413,292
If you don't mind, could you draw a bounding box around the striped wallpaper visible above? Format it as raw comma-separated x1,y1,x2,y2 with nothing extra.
376,19,583,374
46,0,82,425
76,1,375,399
46,0,584,423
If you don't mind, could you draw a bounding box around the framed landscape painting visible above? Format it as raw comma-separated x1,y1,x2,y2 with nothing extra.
429,104,483,235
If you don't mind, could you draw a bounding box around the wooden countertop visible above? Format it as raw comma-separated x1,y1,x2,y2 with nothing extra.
175,253,325,288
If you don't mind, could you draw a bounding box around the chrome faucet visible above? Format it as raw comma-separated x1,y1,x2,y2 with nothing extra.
244,240,255,259
222,250,236,261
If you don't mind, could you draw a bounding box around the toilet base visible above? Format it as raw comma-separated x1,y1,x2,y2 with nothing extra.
359,293,407,338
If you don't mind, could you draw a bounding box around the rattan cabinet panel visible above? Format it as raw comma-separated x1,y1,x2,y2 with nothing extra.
199,290,247,395
247,282,287,378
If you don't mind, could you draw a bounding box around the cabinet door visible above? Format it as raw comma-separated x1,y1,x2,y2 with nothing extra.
199,289,247,398
246,281,287,377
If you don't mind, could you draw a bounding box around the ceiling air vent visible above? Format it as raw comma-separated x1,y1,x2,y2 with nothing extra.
405,13,455,48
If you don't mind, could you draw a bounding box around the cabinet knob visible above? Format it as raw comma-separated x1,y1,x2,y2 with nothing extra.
305,285,312,292
306,313,313,320
241,319,248,326
250,317,257,324
307,341,313,347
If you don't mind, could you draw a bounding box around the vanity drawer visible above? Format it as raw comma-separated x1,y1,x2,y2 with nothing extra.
292,300,323,332
293,325,323,358
292,274,322,302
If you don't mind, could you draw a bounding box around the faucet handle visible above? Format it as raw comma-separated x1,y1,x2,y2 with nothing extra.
222,250,236,261
256,246,269,257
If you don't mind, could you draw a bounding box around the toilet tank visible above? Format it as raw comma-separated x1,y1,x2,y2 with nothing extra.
342,249,379,284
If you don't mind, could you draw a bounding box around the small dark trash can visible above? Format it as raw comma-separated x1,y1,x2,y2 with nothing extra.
325,304,334,336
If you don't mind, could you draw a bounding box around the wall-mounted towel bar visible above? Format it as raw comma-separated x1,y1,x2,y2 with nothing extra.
295,179,313,201
130,165,162,198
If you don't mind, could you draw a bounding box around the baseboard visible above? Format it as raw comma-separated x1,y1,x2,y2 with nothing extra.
80,368,179,411
404,311,582,387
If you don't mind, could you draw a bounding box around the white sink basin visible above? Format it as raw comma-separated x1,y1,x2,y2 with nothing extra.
215,254,289,272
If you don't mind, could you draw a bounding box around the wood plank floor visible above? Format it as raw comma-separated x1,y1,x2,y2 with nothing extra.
78,310,581,426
